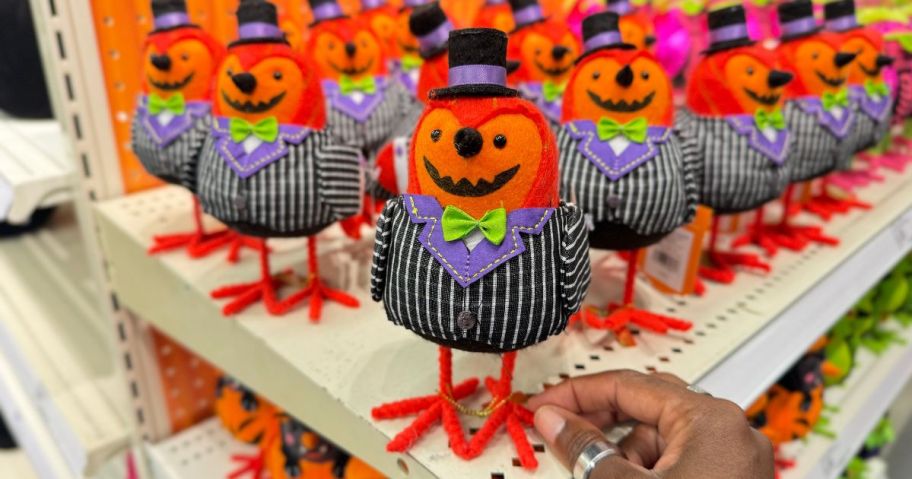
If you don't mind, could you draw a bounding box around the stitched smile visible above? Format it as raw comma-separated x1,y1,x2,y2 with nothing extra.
148,72,194,91
744,88,781,106
221,90,287,113
860,63,881,77
587,90,655,113
534,60,572,77
815,70,846,87
398,40,419,54
424,156,519,197
329,58,375,76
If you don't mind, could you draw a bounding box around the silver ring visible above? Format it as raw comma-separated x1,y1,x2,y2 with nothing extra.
687,384,712,397
573,440,618,479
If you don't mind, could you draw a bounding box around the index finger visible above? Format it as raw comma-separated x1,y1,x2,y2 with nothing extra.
527,370,705,433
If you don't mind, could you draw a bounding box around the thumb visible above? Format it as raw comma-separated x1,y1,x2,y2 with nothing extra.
534,405,655,479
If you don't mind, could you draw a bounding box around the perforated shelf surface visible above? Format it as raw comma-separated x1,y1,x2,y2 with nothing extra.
95,165,912,479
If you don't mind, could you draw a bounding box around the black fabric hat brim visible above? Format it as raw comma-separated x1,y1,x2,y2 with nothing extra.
429,84,519,99
228,36,291,48
575,43,637,64
702,37,757,54
780,25,823,42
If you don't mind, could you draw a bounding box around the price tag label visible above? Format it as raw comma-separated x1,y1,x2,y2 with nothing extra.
893,209,912,250
641,206,712,294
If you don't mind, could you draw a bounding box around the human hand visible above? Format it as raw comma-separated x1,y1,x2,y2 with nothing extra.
526,370,774,478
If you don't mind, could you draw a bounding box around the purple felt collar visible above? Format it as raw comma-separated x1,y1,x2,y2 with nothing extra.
210,116,311,178
322,76,388,123
137,95,210,148
402,194,554,288
519,82,562,124
725,114,790,165
565,120,671,181
794,96,855,140
849,85,892,122
393,61,419,97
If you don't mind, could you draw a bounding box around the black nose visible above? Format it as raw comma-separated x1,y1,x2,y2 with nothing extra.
454,127,484,159
835,52,857,68
615,64,634,87
151,54,171,72
767,70,794,88
645,35,657,46
877,54,895,68
231,72,257,94
551,45,570,61
345,42,357,58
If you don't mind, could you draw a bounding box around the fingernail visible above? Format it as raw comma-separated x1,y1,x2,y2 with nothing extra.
534,406,567,443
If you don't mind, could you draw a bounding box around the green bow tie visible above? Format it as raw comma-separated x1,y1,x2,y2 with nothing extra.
401,54,423,71
229,117,279,144
441,205,507,246
542,80,567,103
597,117,648,143
865,79,890,98
754,108,786,130
822,89,850,110
339,75,377,95
148,93,185,115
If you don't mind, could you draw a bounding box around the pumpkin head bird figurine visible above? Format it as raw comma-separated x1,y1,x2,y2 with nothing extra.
132,0,236,258
392,0,433,98
215,376,284,478
558,12,695,341
679,5,793,284
473,0,516,33
196,0,363,320
265,418,384,479
605,0,657,51
370,29,591,468
507,0,582,131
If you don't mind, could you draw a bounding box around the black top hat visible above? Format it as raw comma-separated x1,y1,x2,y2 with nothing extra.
309,0,347,25
231,0,288,47
410,3,452,59
576,12,635,63
824,0,859,32
703,5,756,54
509,0,546,30
430,29,519,99
778,0,822,42
605,0,634,16
151,0,196,33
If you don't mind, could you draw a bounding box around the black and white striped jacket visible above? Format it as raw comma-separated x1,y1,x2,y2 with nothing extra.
323,77,410,157
130,96,211,190
676,109,791,215
370,195,591,353
840,85,893,165
196,119,363,238
557,120,699,248
784,97,854,182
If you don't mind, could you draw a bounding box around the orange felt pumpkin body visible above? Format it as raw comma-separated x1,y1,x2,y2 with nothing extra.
687,46,788,116
837,29,886,86
308,17,388,81
265,420,384,479
777,33,849,99
142,27,225,101
474,4,516,32
563,48,673,126
408,96,558,218
396,8,422,60
361,6,401,60
757,384,824,447
214,378,281,445
508,21,581,85
619,11,655,51
214,42,326,129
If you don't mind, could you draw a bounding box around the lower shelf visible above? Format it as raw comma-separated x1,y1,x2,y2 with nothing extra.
145,418,258,479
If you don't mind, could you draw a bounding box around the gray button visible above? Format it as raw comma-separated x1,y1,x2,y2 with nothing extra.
456,311,476,331
233,194,247,210
607,195,623,209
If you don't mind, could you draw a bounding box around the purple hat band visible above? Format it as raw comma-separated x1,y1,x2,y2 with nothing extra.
361,0,387,10
606,0,633,16
419,21,453,54
710,24,750,45
154,12,192,31
826,15,858,32
781,17,819,37
486,0,508,5
584,31,623,52
238,22,284,41
403,0,428,8
513,5,544,25
449,64,507,88
312,2,345,21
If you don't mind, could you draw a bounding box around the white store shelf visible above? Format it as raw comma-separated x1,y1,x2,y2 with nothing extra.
94,165,912,479
0,206,131,478
779,323,912,479
145,417,258,479
0,116,72,225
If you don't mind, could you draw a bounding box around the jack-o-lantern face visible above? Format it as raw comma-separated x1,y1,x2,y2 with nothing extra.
725,54,789,113
413,101,546,217
312,28,384,80
396,10,421,57
791,39,853,95
216,54,306,123
519,31,580,83
214,379,280,445
567,51,672,125
619,14,656,51
366,9,400,59
842,35,885,85
143,38,215,100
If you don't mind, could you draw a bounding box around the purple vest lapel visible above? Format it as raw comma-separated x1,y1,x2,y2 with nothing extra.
402,194,554,288
519,82,563,124
796,96,855,140
323,76,389,123
565,120,671,181
725,114,790,165
393,60,419,98
850,85,892,122
210,117,311,179
138,95,210,148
